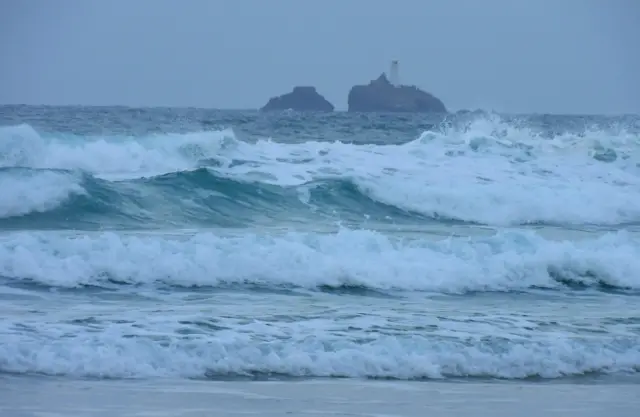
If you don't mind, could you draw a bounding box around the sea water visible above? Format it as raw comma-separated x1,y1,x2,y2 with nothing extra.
0,106,639,416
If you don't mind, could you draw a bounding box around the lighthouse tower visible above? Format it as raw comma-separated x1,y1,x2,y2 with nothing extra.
389,60,400,86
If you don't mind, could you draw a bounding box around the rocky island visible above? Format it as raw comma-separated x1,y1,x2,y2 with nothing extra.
348,64,447,113
260,86,334,112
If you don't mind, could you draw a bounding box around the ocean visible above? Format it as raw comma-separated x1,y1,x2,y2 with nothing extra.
0,105,639,416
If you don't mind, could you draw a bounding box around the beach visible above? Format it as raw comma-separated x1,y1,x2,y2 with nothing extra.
2,377,640,417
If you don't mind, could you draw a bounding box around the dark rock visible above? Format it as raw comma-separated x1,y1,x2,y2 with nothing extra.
260,86,334,112
348,73,447,113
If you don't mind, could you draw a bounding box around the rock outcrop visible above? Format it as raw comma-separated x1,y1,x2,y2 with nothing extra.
348,73,447,113
260,86,334,112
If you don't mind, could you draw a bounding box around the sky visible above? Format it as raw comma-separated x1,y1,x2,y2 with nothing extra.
1,0,639,114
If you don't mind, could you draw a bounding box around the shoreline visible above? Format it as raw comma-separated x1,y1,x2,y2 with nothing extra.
1,376,639,417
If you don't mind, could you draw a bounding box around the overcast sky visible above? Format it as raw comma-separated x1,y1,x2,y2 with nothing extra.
1,0,638,114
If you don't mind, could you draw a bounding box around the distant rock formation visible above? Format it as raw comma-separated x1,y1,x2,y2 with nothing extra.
347,73,447,113
260,86,334,112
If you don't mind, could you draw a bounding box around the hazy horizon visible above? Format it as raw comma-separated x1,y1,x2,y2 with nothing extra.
1,0,639,115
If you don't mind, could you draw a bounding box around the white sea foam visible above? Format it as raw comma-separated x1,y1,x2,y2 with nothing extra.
0,123,236,179
0,169,85,219
2,117,639,384
1,118,639,225
1,326,637,380
1,276,638,381
1,228,638,292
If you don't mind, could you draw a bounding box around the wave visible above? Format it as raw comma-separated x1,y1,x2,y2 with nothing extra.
1,118,640,227
1,228,639,294
1,327,637,380
2,113,640,383
0,166,424,229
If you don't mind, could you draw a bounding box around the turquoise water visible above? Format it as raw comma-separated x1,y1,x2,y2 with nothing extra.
0,105,639,383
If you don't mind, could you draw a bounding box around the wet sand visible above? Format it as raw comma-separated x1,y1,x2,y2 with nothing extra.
1,377,638,417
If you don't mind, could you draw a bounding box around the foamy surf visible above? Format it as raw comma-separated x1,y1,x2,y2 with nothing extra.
1,228,638,293
1,324,637,380
1,106,639,385
1,117,639,227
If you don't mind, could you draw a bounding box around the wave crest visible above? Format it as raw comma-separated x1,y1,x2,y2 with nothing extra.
2,329,637,380
1,119,640,227
1,228,639,294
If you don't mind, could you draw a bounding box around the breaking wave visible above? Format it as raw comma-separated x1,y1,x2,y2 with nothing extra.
1,119,640,228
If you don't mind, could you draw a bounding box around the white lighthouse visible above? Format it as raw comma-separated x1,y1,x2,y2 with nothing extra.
389,60,400,86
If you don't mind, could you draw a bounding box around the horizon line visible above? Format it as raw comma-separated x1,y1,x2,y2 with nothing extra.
0,103,638,118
